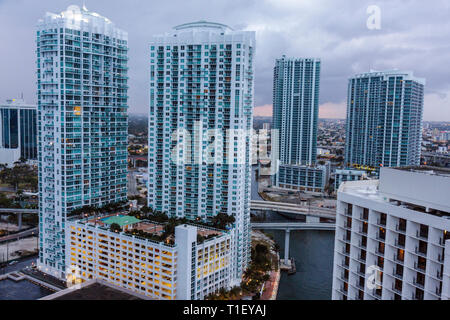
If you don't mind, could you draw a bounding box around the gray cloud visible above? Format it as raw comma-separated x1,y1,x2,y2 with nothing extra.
0,0,449,120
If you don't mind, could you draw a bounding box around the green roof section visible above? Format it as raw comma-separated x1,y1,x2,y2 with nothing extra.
101,215,141,227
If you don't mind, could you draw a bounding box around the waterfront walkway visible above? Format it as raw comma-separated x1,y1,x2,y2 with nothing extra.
261,254,280,300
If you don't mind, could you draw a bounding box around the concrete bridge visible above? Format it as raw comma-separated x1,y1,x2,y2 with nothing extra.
0,227,38,243
252,222,336,266
250,200,336,221
0,208,38,231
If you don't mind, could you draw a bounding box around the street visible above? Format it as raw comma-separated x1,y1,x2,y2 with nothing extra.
127,170,139,196
1,254,37,274
0,227,38,243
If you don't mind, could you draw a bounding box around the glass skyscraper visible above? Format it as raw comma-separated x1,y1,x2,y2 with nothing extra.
272,57,328,192
0,99,37,165
345,70,425,170
36,5,128,278
273,56,321,166
147,21,255,286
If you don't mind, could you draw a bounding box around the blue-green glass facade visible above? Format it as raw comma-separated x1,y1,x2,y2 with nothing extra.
36,6,128,278
345,71,425,169
1,108,19,149
148,22,255,286
273,57,321,166
0,103,37,161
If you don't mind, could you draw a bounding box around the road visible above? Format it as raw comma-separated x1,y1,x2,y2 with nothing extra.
0,227,38,243
127,171,139,196
251,200,336,219
0,255,37,274
0,208,38,214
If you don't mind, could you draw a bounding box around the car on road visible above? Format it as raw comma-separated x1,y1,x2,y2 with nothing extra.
8,260,18,265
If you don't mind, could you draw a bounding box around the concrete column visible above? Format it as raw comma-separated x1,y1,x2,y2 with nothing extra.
284,229,290,262
306,215,320,223
17,212,22,231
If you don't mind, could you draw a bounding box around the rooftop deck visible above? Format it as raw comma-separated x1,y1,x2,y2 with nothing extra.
72,213,226,239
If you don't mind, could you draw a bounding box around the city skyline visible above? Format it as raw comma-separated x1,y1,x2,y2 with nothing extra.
0,0,449,121
0,0,448,304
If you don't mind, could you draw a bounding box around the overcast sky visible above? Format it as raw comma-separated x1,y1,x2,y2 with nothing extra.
0,0,449,120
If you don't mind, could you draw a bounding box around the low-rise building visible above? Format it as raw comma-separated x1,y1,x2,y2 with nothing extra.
66,213,233,300
274,163,330,193
333,169,367,192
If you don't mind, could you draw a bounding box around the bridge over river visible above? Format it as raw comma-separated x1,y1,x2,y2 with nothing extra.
251,221,336,269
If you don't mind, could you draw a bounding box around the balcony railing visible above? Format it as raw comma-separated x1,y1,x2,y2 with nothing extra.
414,247,427,258
395,239,405,249
391,283,402,295
413,276,425,288
414,262,426,273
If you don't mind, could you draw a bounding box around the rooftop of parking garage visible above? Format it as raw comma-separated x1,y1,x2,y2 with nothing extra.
71,213,227,242
42,279,148,300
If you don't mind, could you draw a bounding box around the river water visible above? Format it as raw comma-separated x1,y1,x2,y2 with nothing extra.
251,166,335,300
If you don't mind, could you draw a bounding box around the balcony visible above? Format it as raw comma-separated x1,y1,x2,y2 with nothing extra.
413,277,425,289
358,226,368,236
376,231,386,242
413,262,426,273
414,246,427,259
394,239,405,249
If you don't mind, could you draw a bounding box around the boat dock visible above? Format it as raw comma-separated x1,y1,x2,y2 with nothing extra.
279,257,296,275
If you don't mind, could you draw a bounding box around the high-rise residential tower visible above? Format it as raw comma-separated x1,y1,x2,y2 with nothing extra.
272,56,321,166
332,166,450,300
272,57,328,192
147,21,255,285
345,70,425,170
36,5,128,278
0,98,37,166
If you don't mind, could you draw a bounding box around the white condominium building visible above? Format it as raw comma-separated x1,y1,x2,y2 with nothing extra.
36,5,129,278
333,166,450,300
66,214,232,300
147,21,255,284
